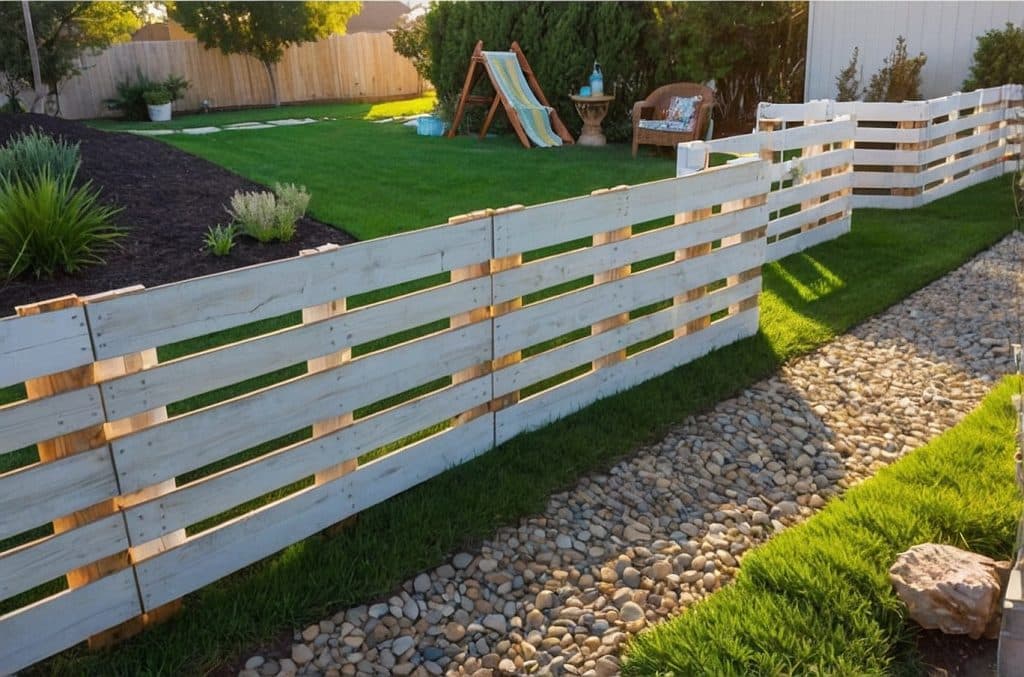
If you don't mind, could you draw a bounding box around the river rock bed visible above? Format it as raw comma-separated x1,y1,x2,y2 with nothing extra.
238,232,1023,677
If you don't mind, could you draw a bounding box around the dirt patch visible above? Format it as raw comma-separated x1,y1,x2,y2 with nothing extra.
916,628,997,676
0,114,354,316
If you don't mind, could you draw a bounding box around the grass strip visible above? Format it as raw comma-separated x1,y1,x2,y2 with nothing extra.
624,376,1023,676
24,170,1015,674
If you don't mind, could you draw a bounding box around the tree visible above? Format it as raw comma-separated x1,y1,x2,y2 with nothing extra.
835,47,862,101
963,22,1024,91
865,35,926,102
0,1,142,114
172,1,361,107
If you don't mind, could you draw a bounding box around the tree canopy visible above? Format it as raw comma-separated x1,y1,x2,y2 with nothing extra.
171,1,361,106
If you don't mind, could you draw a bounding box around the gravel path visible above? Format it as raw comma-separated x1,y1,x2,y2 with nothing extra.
238,232,1024,677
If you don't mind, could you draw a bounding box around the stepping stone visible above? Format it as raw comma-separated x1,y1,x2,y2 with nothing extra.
124,129,176,136
224,122,275,130
181,126,221,135
267,118,316,126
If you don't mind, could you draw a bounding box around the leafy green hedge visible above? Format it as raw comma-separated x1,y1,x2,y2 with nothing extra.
624,376,1023,676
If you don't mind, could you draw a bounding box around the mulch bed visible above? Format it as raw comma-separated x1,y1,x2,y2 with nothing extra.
0,114,354,316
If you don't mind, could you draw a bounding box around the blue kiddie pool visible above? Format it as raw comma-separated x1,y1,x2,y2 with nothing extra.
417,115,446,136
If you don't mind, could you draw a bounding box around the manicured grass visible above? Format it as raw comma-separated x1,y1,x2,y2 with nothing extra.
624,376,1023,676
27,160,1015,676
89,97,678,240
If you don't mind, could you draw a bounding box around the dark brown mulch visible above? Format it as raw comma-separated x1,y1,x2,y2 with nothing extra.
0,114,354,316
916,628,998,676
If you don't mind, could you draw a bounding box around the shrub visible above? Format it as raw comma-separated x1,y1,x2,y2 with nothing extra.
203,224,237,256
0,128,80,185
835,47,863,101
143,87,172,106
227,183,309,243
105,72,190,120
964,22,1024,91
0,168,124,279
865,35,926,102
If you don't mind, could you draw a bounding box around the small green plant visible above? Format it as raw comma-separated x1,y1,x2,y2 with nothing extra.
227,183,309,243
0,128,81,185
0,168,124,279
964,23,1024,91
162,74,191,102
105,71,190,120
204,224,237,256
865,35,927,102
835,47,863,101
143,88,172,106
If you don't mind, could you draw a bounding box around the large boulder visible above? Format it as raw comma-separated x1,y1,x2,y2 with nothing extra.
889,543,1007,639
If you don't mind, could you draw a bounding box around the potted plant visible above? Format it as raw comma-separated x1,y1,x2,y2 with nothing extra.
143,87,173,122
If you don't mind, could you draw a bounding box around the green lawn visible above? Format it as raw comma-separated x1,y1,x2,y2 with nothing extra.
8,102,1013,674
624,376,1023,676
89,96,678,240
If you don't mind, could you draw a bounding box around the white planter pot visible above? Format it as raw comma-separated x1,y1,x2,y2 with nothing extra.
147,103,172,122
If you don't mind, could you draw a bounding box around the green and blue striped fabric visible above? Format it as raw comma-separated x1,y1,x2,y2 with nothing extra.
482,51,563,148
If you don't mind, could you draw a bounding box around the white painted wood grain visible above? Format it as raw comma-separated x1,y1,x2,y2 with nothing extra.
852,170,919,190
852,194,919,210
0,308,92,389
100,277,490,420
920,163,1005,204
494,238,765,357
769,118,856,150
112,321,492,494
768,195,851,237
0,568,140,676
852,126,927,144
769,148,854,183
493,205,767,304
0,386,104,454
920,129,1002,165
768,173,852,212
496,308,759,444
927,108,1005,139
123,376,492,544
133,415,494,611
494,277,761,397
920,145,1007,185
0,446,118,541
766,216,852,262
86,218,492,359
852,148,922,166
0,513,127,601
492,161,767,257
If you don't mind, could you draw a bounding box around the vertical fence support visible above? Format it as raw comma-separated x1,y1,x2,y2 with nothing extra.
590,185,632,369
674,142,714,337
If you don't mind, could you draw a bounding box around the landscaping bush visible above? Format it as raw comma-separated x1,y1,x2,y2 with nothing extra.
203,224,237,256
865,35,926,102
964,22,1024,91
0,128,80,184
105,71,190,120
835,47,863,101
0,168,123,279
227,183,310,243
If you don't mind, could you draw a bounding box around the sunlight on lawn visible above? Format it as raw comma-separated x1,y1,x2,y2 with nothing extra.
363,93,437,120
772,252,847,302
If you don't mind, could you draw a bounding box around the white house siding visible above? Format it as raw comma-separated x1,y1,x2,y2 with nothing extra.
805,1,1024,101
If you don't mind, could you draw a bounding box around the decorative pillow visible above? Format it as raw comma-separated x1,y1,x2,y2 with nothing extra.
664,95,702,132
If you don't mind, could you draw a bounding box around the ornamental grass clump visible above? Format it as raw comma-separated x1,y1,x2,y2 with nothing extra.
0,168,124,279
227,183,310,243
203,224,237,256
0,128,80,185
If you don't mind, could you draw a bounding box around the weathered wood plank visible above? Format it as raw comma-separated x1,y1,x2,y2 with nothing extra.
494,238,764,357
767,172,853,212
86,220,491,359
0,569,140,676
493,204,767,304
0,514,127,601
0,447,118,541
768,194,851,237
123,376,492,544
101,277,490,420
134,415,494,611
112,321,492,495
0,307,92,389
0,387,104,454
766,216,851,262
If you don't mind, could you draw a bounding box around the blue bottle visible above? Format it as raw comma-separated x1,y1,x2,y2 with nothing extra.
589,62,604,96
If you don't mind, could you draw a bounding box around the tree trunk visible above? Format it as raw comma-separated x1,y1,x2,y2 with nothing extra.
20,0,45,113
262,59,281,107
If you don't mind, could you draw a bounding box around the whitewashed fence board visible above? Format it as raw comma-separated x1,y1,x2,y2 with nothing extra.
0,569,141,676
852,193,919,210
757,100,832,122
112,321,492,495
496,308,760,445
86,218,492,359
768,148,854,183
0,446,118,541
494,239,764,357
767,216,851,262
853,170,919,190
133,415,494,611
0,387,104,454
767,173,852,213
833,100,930,121
493,278,761,397
853,125,928,144
767,195,850,237
492,205,767,305
927,108,1006,138
0,307,92,388
0,513,127,601
768,118,856,150
920,145,1008,185
919,130,1003,165
100,277,491,420
920,163,1006,203
123,377,492,544
852,148,923,166
492,162,767,257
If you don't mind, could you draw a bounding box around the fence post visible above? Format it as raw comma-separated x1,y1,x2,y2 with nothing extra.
17,288,185,648
589,185,632,369
674,142,715,337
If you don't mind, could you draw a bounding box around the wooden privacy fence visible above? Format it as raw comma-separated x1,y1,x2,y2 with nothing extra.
756,84,1023,209
0,157,770,674
55,32,424,120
